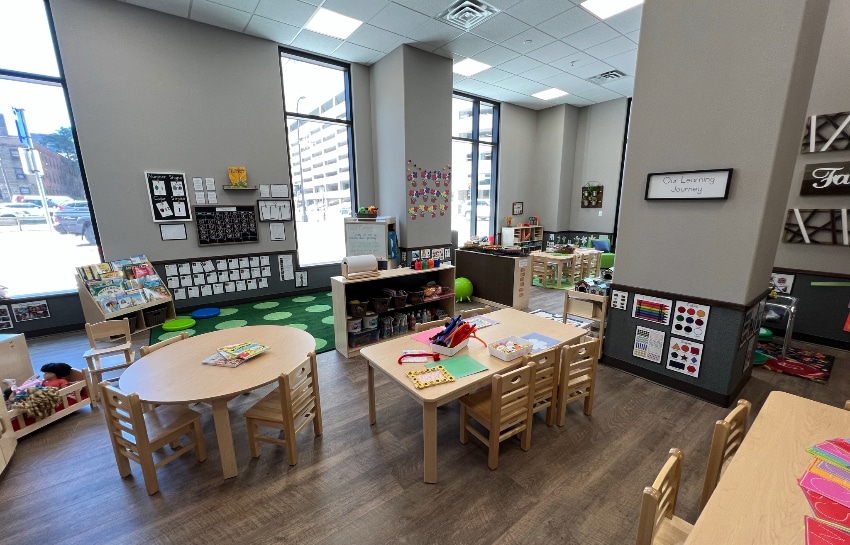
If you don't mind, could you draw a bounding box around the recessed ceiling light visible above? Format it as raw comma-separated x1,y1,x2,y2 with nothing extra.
453,58,491,77
304,8,363,40
580,0,643,19
532,88,568,100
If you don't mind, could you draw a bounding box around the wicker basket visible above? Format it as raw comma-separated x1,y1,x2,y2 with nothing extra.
370,296,391,314
348,301,368,318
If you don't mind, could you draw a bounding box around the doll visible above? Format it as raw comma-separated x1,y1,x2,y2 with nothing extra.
40,362,73,389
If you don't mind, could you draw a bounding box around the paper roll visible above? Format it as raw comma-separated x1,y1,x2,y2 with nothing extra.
343,254,379,274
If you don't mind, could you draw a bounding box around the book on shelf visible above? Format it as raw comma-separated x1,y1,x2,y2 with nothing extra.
78,255,171,313
227,166,248,188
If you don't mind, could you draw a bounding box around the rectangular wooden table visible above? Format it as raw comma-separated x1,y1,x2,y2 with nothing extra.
529,250,574,288
361,308,586,483
685,391,850,543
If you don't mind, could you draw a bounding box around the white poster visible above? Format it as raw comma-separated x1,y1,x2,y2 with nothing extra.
632,294,673,325
633,326,665,363
770,273,795,294
610,290,628,311
672,301,711,341
666,337,703,377
279,254,294,281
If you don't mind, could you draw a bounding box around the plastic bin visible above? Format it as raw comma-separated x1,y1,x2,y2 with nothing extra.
488,336,532,362
348,328,380,348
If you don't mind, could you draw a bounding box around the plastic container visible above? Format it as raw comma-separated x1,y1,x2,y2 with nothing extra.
371,296,391,314
348,300,368,318
362,312,378,330
429,338,469,357
347,316,362,333
488,336,533,362
348,328,380,348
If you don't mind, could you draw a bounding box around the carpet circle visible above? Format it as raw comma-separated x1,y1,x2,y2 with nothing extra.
287,323,309,330
314,338,327,351
162,318,196,331
215,319,248,329
263,311,293,321
292,296,315,303
305,304,331,313
218,308,239,316
253,301,279,309
158,329,195,341
321,316,334,324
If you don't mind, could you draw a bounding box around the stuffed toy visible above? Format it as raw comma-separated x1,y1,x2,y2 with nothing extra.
40,362,72,389
14,385,61,420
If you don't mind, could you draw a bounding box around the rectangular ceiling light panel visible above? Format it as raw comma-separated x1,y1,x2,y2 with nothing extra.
580,0,643,20
532,88,568,100
305,8,363,40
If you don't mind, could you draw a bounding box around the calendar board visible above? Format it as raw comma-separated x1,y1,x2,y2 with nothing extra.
194,205,259,246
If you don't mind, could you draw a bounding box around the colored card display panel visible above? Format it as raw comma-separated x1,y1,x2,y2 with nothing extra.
632,294,672,325
633,326,665,363
666,337,703,377
672,301,711,341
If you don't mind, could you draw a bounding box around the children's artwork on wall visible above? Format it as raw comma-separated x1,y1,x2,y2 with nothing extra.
666,337,703,377
0,304,12,329
672,301,710,341
632,294,672,325
610,290,628,310
770,273,795,293
633,326,665,363
432,248,444,260
406,160,451,220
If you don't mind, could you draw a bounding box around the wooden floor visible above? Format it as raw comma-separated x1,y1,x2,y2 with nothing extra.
2,286,848,545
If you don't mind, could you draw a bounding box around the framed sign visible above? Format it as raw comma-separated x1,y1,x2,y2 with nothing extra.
800,162,850,195
512,202,523,215
645,169,732,200
145,171,192,222
159,223,187,241
257,200,292,221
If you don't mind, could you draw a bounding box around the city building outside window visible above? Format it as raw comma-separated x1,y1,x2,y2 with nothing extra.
281,52,355,267
451,94,499,244
0,0,97,297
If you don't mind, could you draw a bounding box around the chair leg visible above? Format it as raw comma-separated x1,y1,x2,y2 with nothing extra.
113,445,132,478
284,416,298,466
487,427,500,470
459,405,470,444
139,453,160,495
246,418,260,458
556,390,567,427
545,402,556,427
192,421,207,462
583,388,594,416
520,419,532,452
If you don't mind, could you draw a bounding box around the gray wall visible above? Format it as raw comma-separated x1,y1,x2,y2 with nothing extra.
350,63,376,208
775,0,850,276
497,104,537,226
371,46,406,225
51,0,297,261
571,98,628,233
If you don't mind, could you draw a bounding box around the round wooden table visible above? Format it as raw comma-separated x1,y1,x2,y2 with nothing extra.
119,325,315,479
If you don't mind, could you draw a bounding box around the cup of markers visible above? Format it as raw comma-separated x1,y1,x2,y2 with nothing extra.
429,316,478,357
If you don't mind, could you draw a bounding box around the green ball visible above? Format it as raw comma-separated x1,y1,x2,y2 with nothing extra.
455,277,473,302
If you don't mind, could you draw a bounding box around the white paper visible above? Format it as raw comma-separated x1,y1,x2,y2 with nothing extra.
270,222,286,241
205,177,215,190
216,259,228,271
170,181,185,196
203,260,215,272
261,266,271,277
236,280,246,291
192,177,204,191
260,256,270,266
160,224,186,240
173,202,186,217
187,286,200,298
258,278,268,289
251,267,261,278
156,201,173,217
611,290,628,311
249,256,260,267
152,180,167,195
239,257,249,268
195,192,206,204
218,271,229,283
212,283,224,295
191,262,203,274
173,288,186,300
633,326,665,364
166,276,180,288
193,273,205,285
270,184,289,198
246,279,257,290
180,275,193,287
227,258,239,269
164,264,178,276
178,263,191,275
259,184,270,198
229,270,240,281
295,271,307,287
278,254,294,280
240,268,250,280
207,191,217,204
224,282,235,293
200,285,213,297
206,272,217,283
672,301,711,342
666,337,703,377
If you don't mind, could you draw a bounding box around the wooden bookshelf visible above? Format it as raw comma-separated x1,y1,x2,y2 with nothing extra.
76,275,176,332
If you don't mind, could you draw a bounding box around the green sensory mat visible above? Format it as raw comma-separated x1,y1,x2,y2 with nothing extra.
149,292,335,354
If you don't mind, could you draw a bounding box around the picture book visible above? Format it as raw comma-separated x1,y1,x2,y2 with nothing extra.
77,263,113,281
109,258,133,270
87,279,125,298
124,288,147,306
129,254,150,263
218,342,269,361
99,297,119,314
100,270,126,281
464,315,498,329
142,277,170,300
228,166,248,188
201,351,245,368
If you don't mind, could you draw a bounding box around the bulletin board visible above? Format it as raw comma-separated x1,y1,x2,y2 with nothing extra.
145,172,192,222
194,205,259,246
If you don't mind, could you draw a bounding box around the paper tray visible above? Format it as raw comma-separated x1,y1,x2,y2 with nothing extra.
488,336,532,362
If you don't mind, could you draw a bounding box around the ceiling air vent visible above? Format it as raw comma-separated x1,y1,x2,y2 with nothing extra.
586,70,627,85
437,0,501,31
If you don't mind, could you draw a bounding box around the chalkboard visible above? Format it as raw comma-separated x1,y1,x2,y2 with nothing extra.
194,205,259,246
345,221,387,259
146,171,192,222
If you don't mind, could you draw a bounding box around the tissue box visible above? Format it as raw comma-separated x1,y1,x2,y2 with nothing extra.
488,336,532,362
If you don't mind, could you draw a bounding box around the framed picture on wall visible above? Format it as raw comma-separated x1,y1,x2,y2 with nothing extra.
512,202,523,215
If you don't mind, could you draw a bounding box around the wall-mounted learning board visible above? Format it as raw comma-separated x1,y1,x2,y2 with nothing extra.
344,219,390,259
194,205,259,246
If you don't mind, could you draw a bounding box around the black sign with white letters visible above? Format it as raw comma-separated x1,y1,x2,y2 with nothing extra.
800,162,850,195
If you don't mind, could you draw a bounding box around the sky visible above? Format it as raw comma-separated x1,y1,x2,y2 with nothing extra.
0,0,68,136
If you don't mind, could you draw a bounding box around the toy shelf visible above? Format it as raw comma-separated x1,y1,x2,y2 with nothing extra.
502,225,543,249
76,275,176,333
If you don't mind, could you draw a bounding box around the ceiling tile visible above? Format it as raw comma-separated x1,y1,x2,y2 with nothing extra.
562,23,619,50
605,4,642,33
254,0,316,27
453,73,469,84
494,75,541,94
480,86,532,103
584,36,636,60
190,0,251,31
485,0,524,9
347,24,405,53
578,86,623,100
541,71,599,94
321,0,387,21
333,42,382,64
605,48,638,75
497,56,543,74
536,7,598,39
407,41,440,53
436,33,496,58
123,0,190,17
245,16,300,44
519,63,562,81
207,0,259,12
470,13,529,43
454,78,489,94
566,60,614,79
471,67,513,84
563,95,593,107
548,51,597,72
526,40,578,64
511,96,551,110
291,29,344,55
601,75,634,96
371,3,432,35
500,28,554,54
625,29,640,43
505,0,570,27
406,19,464,50
474,45,520,66
392,0,454,17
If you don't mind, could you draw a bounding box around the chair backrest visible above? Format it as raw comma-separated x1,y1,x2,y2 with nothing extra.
563,291,607,323
844,400,850,411
281,352,320,430
523,346,560,408
415,318,450,332
140,331,189,357
459,306,492,319
490,363,535,434
636,448,685,545
98,380,148,453
561,338,599,385
86,318,132,350
699,399,752,512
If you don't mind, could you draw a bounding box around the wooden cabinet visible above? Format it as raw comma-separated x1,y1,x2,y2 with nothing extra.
501,225,543,250
331,265,456,357
0,333,29,475
76,275,176,332
563,291,607,359
455,249,530,309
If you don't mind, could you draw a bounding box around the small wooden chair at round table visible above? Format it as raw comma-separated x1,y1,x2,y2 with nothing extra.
119,325,316,479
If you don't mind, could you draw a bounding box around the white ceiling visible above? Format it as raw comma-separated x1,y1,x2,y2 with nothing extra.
117,0,641,110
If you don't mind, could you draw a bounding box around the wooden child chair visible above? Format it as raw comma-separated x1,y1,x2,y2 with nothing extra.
556,337,599,427
98,381,206,495
531,255,556,287
243,352,323,465
698,399,752,512
139,331,189,357
84,317,135,408
459,363,536,470
636,448,693,545
522,346,560,427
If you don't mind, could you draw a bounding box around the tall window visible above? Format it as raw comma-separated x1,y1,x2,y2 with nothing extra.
451,94,499,244
0,0,96,297
281,52,355,267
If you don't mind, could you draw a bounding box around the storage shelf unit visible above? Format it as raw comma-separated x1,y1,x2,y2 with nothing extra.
502,225,543,249
563,290,608,359
0,333,31,475
331,265,456,358
76,275,176,332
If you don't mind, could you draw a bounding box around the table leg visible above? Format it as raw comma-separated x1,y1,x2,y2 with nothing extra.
423,402,437,484
368,363,376,425
556,263,563,288
210,398,238,479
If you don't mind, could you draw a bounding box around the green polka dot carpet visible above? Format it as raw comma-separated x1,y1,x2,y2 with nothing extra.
149,292,334,354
